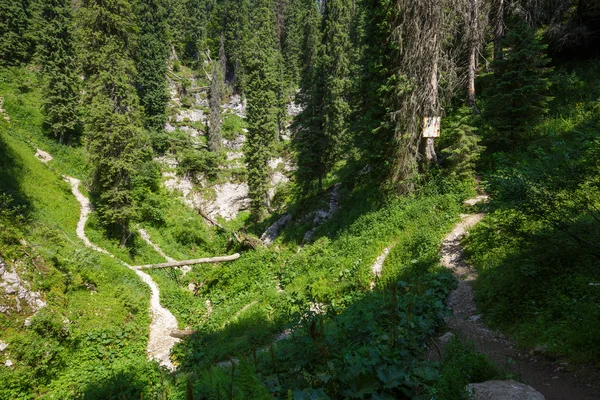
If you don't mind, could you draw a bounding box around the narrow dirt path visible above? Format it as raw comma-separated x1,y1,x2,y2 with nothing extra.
139,229,175,263
64,176,180,370
441,197,599,400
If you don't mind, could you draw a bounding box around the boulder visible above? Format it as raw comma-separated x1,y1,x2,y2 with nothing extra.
467,380,545,400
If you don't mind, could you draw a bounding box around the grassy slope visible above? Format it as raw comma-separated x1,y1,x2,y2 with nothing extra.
0,67,165,399
464,58,600,365
1,63,499,399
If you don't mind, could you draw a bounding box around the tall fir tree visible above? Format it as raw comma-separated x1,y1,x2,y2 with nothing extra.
136,0,170,133
319,0,352,170
483,17,553,148
39,0,79,144
293,0,323,190
207,56,223,152
221,0,251,88
168,0,214,64
353,0,396,175
244,0,280,219
0,0,34,65
78,0,154,246
281,0,304,88
294,0,352,190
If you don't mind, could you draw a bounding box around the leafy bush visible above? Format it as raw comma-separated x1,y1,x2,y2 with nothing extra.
177,148,220,182
222,114,246,140
426,338,503,400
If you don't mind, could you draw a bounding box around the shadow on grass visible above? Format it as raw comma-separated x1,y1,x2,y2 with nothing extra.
0,131,32,212
164,259,461,399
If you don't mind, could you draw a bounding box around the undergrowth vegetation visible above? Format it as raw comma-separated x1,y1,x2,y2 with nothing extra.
2,62,498,399
465,59,600,365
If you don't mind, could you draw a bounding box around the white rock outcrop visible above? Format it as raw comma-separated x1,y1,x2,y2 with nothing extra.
467,380,545,400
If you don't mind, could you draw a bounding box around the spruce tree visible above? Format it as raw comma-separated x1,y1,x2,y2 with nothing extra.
294,0,351,190
293,0,323,190
0,0,33,65
136,0,170,133
353,0,396,174
221,0,251,89
244,0,280,219
207,59,223,152
483,17,553,148
319,0,352,171
78,0,153,246
39,0,79,144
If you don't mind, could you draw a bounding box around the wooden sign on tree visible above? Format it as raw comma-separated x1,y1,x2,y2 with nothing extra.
422,116,441,138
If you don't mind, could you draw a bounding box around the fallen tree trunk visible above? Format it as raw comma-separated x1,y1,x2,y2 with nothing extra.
170,329,196,339
133,253,240,270
197,208,259,250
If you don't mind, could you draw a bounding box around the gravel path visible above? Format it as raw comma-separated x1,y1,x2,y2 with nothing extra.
65,176,179,370
441,197,599,400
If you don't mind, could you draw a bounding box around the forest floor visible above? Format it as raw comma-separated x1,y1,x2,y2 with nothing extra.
441,194,600,400
63,172,180,370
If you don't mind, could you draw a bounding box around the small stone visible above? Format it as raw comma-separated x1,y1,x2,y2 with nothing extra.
438,332,455,344
534,344,548,353
24,317,32,327
468,314,482,322
467,380,545,400
0,341,7,352
4,359,13,367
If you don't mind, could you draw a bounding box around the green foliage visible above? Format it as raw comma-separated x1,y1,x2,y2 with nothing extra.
222,114,246,141
482,18,553,149
244,0,281,220
466,61,600,365
39,0,80,144
440,107,484,180
167,0,212,65
136,0,170,133
78,0,156,245
0,92,165,399
426,338,504,400
177,148,220,182
352,0,396,178
0,0,34,66
294,0,352,191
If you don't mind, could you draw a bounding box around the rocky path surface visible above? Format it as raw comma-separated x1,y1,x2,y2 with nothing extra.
441,195,599,400
64,176,179,370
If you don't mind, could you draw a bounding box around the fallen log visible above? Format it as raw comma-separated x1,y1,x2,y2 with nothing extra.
197,208,259,250
170,329,196,339
133,253,240,270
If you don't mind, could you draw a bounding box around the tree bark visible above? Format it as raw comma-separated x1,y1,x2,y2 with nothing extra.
425,33,439,164
494,0,505,62
468,0,480,114
170,329,196,339
133,254,240,270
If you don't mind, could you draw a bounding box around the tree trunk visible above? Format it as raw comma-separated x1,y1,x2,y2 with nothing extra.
134,254,241,270
120,224,128,247
424,138,438,164
425,33,439,164
494,0,505,62
468,0,480,114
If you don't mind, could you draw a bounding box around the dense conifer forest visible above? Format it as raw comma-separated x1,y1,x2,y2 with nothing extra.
1,0,599,398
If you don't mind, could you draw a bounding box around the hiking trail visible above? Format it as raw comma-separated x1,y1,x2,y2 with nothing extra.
64,176,180,370
440,193,599,400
